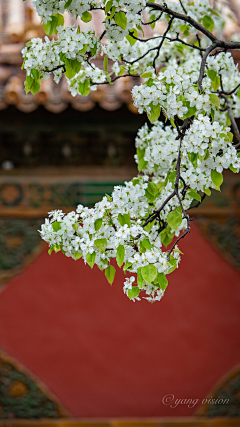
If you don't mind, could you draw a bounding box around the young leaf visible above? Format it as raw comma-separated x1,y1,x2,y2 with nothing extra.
52,221,61,232
203,15,214,32
94,238,108,253
141,265,157,283
86,252,96,268
115,11,127,29
167,208,182,231
142,238,152,250
126,28,138,45
209,94,220,110
229,164,238,173
94,218,103,231
203,186,211,196
123,213,131,228
128,286,140,299
137,267,145,287
78,79,90,96
211,170,223,187
74,252,82,260
138,159,148,172
158,273,168,291
118,213,125,226
123,261,133,273
105,0,113,14
116,244,125,267
105,265,116,284
147,103,161,123
81,11,92,22
147,182,159,197
104,55,108,71
188,190,201,202
43,13,64,35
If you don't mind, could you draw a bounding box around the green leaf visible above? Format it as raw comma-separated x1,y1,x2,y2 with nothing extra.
138,158,148,172
94,238,108,253
126,28,138,45
105,0,113,14
182,102,197,120
24,75,40,95
118,213,125,226
128,286,140,299
167,207,182,231
147,182,159,197
179,24,190,36
158,273,168,291
144,220,155,232
116,244,125,267
141,265,157,283
136,24,144,36
212,76,220,91
209,93,220,110
106,194,112,202
147,103,161,123
52,221,61,232
203,15,214,32
123,261,133,272
141,72,153,78
48,246,53,255
123,213,131,228
94,218,103,231
137,147,145,161
117,213,130,227
81,11,92,22
78,79,90,96
203,186,211,196
168,255,178,273
74,252,82,260
65,0,73,8
115,11,127,29
229,164,238,173
105,265,116,284
160,226,174,247
60,54,82,79
145,189,156,202
211,170,223,187
188,190,201,202
188,152,198,168
103,55,108,71
227,132,233,142
137,267,144,287
207,69,217,81
108,6,116,20
86,251,96,268
142,238,152,250
43,13,64,36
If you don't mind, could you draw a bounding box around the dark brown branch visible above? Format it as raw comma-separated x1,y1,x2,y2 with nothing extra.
153,16,174,72
146,2,218,42
198,43,218,92
220,82,240,96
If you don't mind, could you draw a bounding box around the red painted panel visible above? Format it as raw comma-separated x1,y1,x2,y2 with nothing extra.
0,224,240,417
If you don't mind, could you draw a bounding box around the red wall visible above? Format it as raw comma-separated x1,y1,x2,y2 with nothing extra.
0,224,239,417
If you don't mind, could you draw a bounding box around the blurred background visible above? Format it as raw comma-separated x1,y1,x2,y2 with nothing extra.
0,0,240,425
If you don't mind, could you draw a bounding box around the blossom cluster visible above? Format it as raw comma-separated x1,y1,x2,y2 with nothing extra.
22,0,240,302
40,174,183,303
135,117,240,193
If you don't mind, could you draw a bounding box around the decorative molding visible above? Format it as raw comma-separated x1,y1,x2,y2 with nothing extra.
196,365,240,418
0,350,70,419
